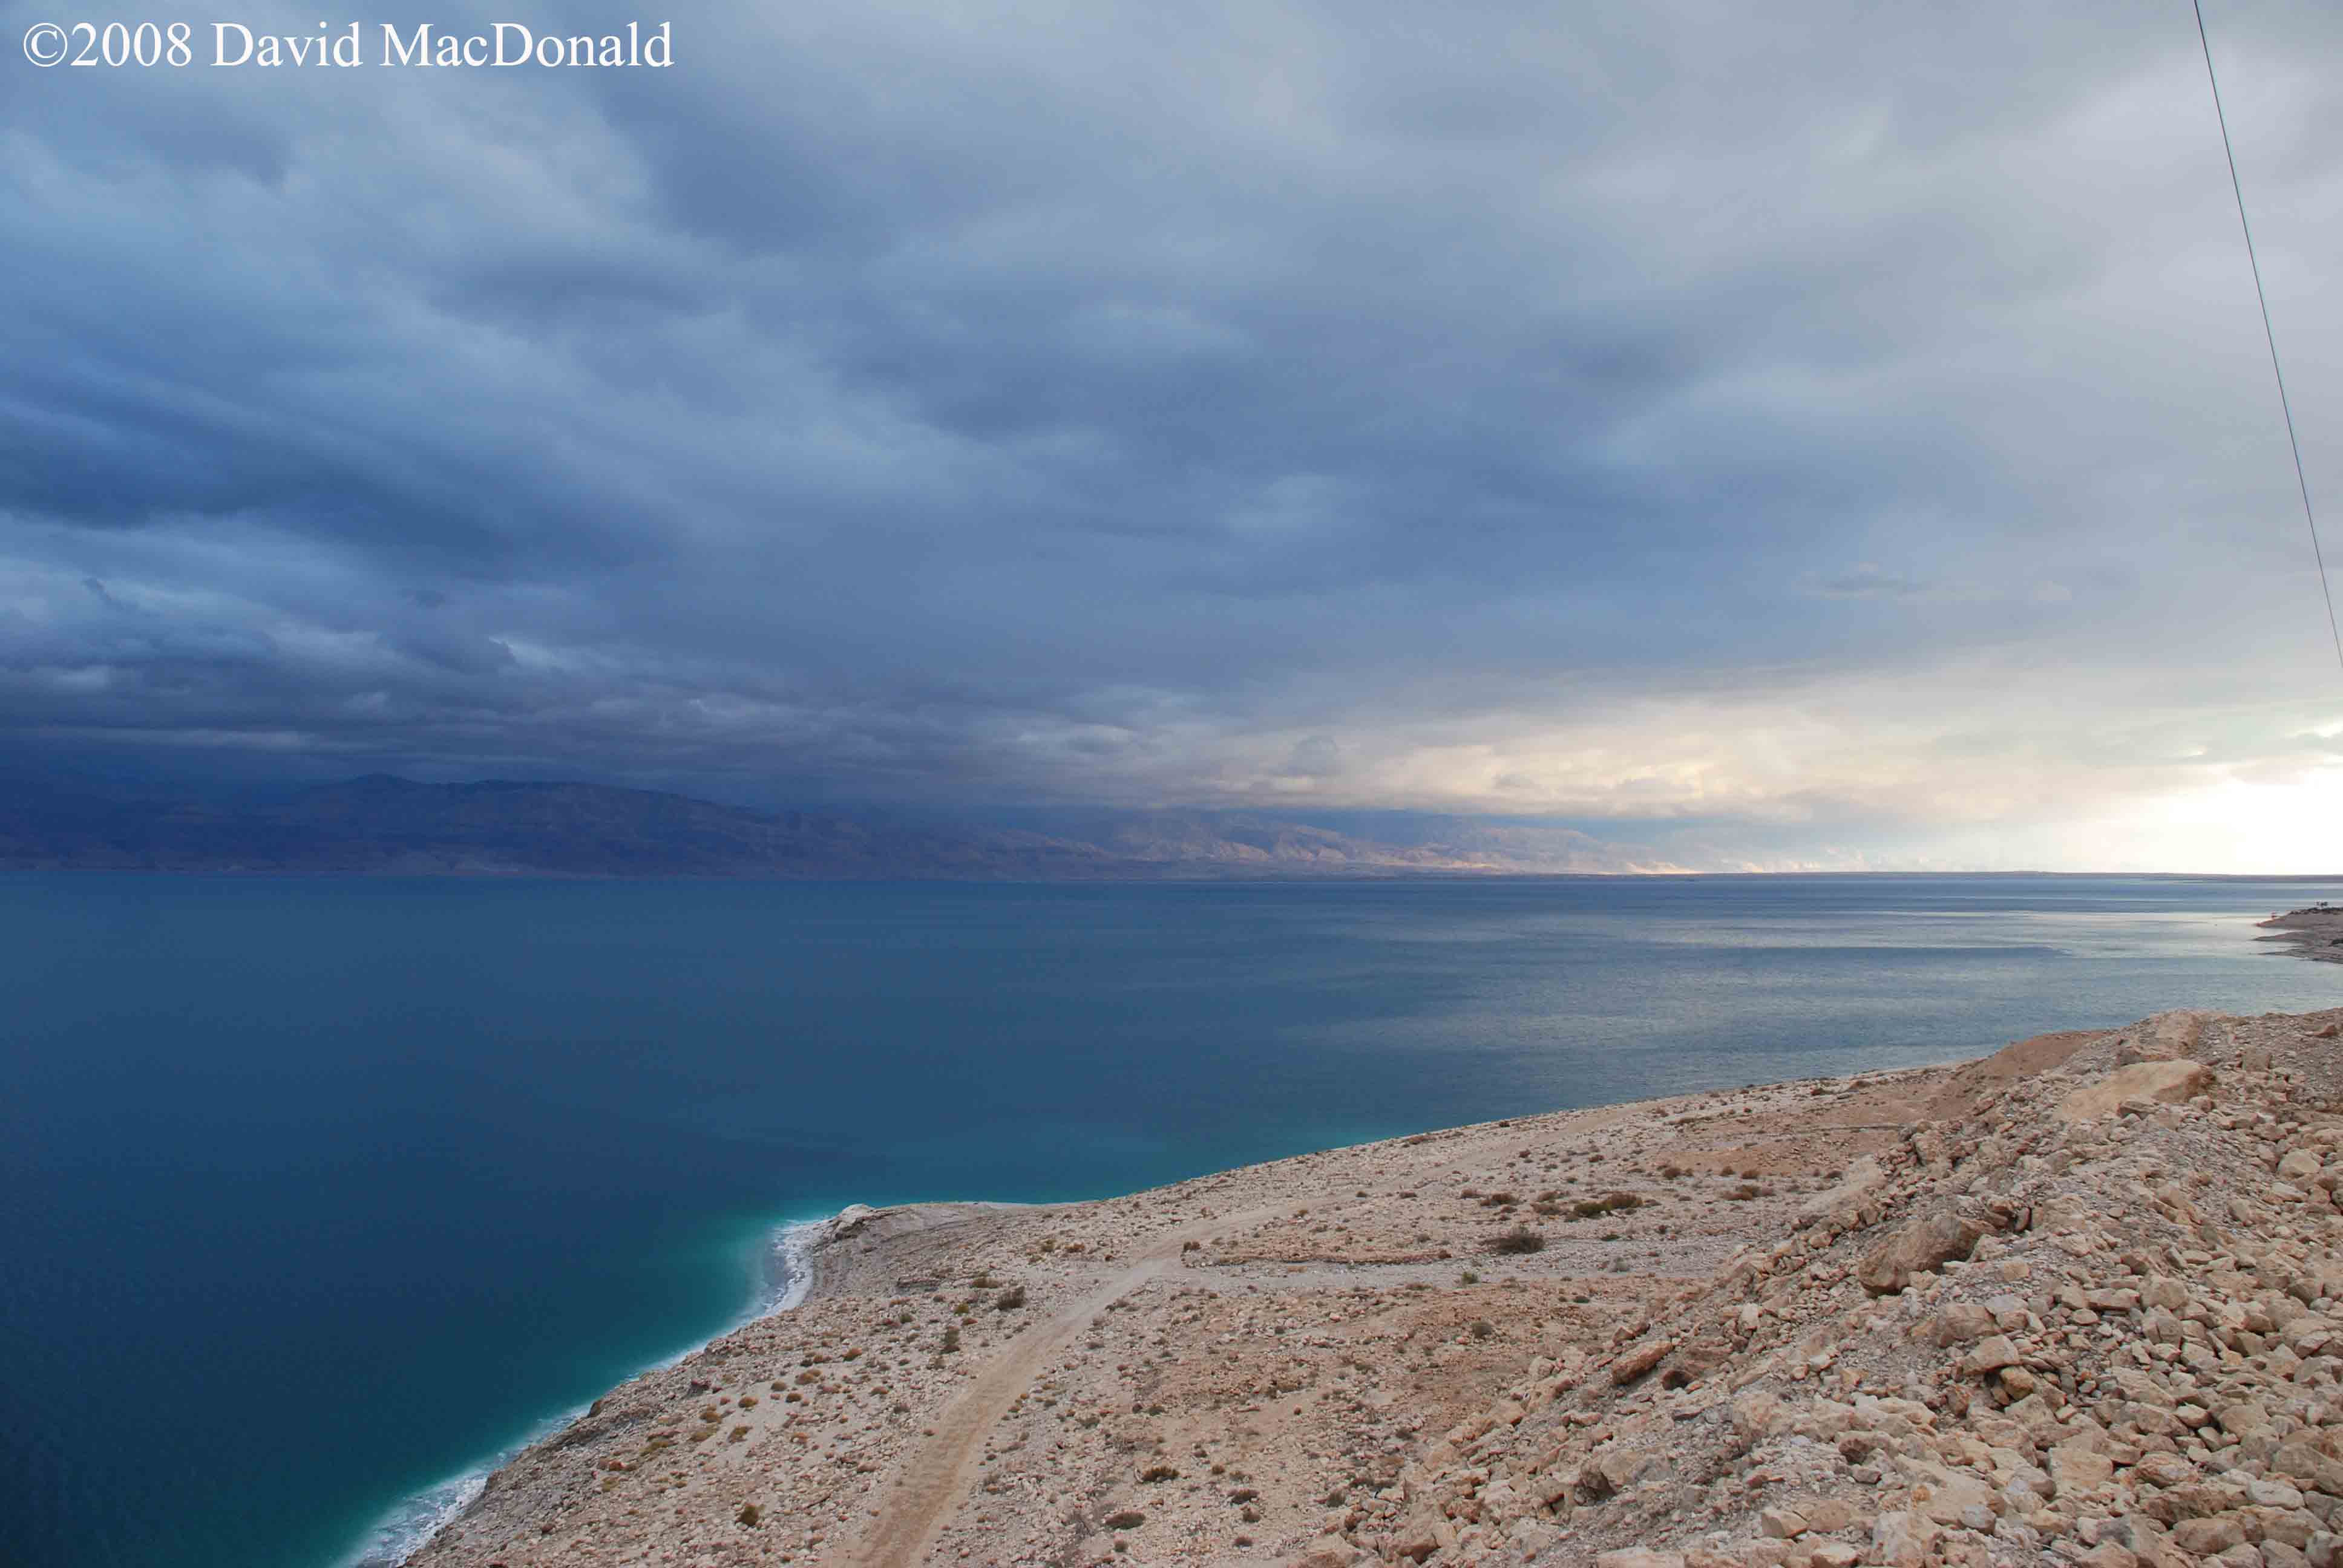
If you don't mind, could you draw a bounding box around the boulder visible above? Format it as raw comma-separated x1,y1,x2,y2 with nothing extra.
1961,1334,2020,1375
1933,1302,1994,1345
2117,1010,2211,1065
1859,1207,1987,1295
1286,1549,1366,1568
2051,1443,2117,1495
2057,1062,2217,1123
1870,1511,1941,1568
1611,1337,1676,1385
2171,1515,2250,1556
1797,1155,1886,1226
1899,1459,2000,1527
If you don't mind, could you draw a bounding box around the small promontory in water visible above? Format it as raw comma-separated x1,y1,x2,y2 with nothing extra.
2261,904,2343,965
410,1005,2343,1568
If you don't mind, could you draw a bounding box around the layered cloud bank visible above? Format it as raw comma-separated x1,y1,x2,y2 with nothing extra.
4,1,2340,869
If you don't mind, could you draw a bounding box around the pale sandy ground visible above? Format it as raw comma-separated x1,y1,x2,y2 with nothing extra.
408,988,2343,1568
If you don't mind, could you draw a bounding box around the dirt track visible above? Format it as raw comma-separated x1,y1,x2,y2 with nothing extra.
843,1204,1294,1568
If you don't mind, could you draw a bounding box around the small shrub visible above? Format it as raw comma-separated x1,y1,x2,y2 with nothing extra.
736,1502,762,1528
1468,1319,1495,1341
1491,1225,1545,1254
1571,1191,1642,1218
1104,1509,1146,1529
1139,1464,1181,1483
995,1285,1027,1310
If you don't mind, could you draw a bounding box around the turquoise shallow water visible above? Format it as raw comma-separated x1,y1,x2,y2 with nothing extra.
4,872,2341,1568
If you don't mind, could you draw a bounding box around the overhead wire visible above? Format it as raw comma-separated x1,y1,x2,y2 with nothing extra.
2191,0,2343,676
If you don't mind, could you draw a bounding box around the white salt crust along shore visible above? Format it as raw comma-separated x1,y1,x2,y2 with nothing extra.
357,1221,838,1567
407,1001,2343,1568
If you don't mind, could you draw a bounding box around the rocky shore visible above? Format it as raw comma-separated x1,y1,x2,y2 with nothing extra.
410,1003,2343,1568
2259,908,2343,966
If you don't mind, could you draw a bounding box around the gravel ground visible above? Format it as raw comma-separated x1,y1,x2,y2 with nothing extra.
405,998,2343,1568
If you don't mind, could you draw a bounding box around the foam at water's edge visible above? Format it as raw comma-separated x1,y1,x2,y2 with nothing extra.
340,1214,833,1568
344,1470,491,1568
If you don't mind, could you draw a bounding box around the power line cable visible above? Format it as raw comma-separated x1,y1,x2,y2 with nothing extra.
2191,0,2343,676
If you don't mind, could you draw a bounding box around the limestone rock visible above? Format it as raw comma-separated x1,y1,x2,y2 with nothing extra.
2117,1010,2210,1065
2050,1443,2115,1495
2057,1061,2217,1123
1858,1207,1987,1295
1286,1548,1366,1568
1933,1302,1994,1345
1611,1337,1675,1385
1871,1510,1941,1568
1961,1334,2019,1375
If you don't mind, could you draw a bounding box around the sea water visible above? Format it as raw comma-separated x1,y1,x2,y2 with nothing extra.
4,873,2340,1568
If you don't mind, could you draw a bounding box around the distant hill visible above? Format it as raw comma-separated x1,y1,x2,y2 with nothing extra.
0,776,1680,878
1095,812,1680,874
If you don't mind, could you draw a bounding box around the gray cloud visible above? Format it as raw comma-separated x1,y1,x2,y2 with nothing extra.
3,0,2341,866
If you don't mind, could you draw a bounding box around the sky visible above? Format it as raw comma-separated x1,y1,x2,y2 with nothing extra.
4,0,2341,872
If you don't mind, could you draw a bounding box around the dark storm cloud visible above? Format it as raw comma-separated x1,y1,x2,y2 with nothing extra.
2,0,2340,862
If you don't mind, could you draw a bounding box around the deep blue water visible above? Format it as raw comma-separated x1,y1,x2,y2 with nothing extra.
5,873,2341,1568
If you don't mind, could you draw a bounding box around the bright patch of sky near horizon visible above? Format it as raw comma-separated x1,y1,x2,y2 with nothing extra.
2,0,2339,870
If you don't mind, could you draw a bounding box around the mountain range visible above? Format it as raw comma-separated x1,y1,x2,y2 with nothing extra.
0,774,1685,878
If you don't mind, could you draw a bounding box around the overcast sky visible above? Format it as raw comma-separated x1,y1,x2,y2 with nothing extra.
4,0,2340,870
